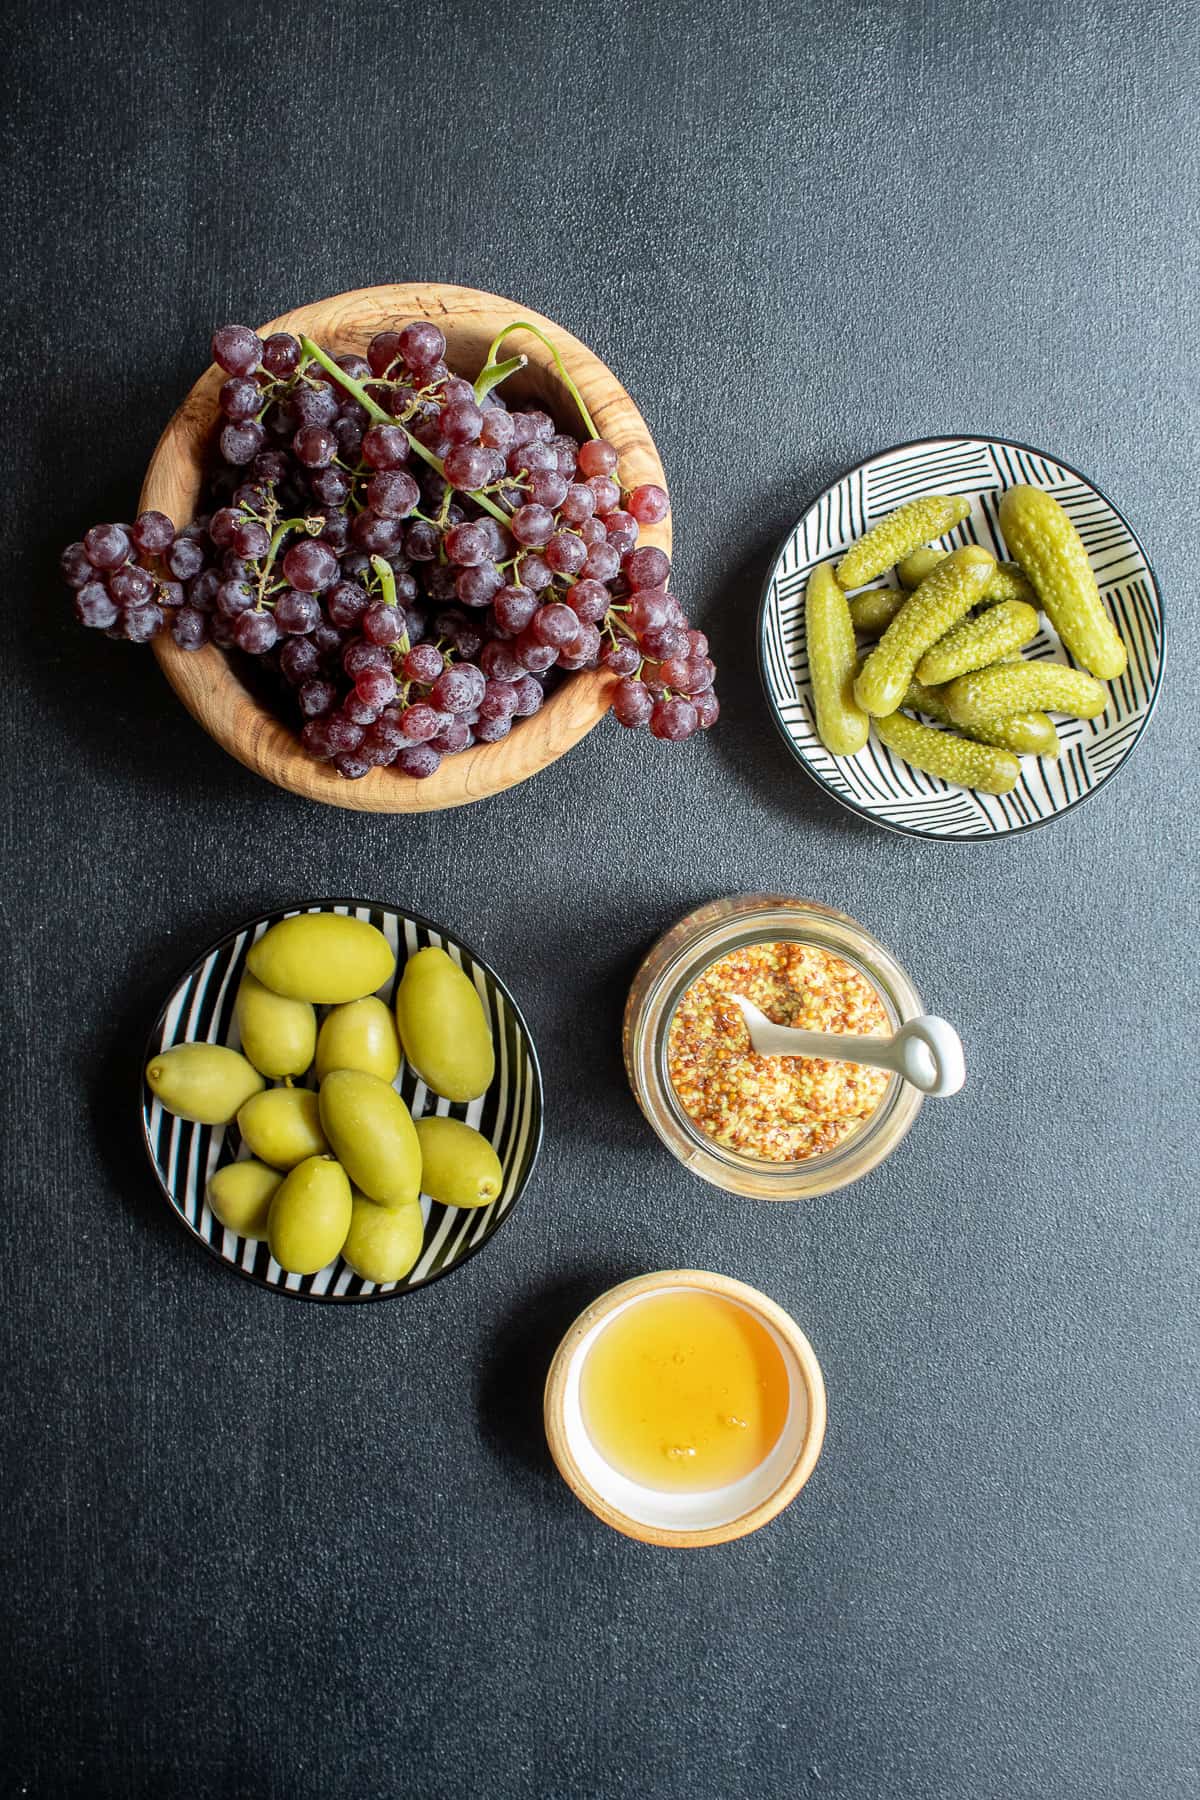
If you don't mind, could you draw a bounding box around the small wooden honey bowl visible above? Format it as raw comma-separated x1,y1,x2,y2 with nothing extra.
544,1270,827,1548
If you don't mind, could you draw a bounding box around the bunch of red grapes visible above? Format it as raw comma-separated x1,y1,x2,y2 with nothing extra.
61,320,717,778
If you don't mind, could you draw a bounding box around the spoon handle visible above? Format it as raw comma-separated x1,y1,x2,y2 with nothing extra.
731,996,965,1098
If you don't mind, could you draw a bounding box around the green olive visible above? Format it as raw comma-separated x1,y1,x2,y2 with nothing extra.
394,947,495,1103
236,1087,327,1169
341,1192,425,1283
234,970,316,1080
413,1116,503,1209
318,1068,422,1208
315,996,401,1084
145,1043,264,1124
246,913,396,1004
267,1155,352,1275
206,1159,281,1238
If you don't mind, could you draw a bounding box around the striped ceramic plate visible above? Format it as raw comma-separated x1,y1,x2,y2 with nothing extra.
141,901,543,1301
759,437,1164,839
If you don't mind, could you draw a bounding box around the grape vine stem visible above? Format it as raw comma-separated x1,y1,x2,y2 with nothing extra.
299,336,510,528
482,323,600,440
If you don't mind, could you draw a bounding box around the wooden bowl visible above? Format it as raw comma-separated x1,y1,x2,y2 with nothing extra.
139,283,672,812
544,1270,827,1548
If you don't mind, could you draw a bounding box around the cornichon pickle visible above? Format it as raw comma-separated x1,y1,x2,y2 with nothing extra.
145,1042,264,1124
234,971,316,1080
944,661,1108,727
998,484,1127,679
340,1192,425,1284
318,1068,422,1208
853,545,995,716
874,710,1020,794
246,913,396,1004
394,947,495,1103
898,548,1036,607
915,599,1040,685
902,679,1059,757
206,1159,280,1238
315,996,401,1084
805,562,869,755
895,545,947,589
835,493,970,589
267,1155,352,1275
236,1086,328,1170
849,586,906,639
414,1117,503,1209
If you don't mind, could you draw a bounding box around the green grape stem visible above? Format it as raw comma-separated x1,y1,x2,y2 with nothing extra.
472,353,527,404
369,556,411,657
255,515,324,609
482,322,600,440
299,335,509,527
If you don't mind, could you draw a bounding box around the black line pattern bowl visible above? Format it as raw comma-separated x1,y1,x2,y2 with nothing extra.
759,437,1164,839
141,901,543,1301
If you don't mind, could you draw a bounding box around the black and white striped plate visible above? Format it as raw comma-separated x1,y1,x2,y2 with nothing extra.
141,901,543,1301
759,437,1164,839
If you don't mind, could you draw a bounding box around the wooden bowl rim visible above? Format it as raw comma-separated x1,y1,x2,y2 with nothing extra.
543,1269,828,1547
141,281,671,812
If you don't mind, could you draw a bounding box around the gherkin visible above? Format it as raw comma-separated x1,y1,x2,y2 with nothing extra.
943,660,1108,727
916,599,1040,686
853,545,995,717
897,547,1036,608
902,678,1059,758
836,492,970,590
999,484,1127,679
849,586,906,639
805,562,869,755
874,709,1020,794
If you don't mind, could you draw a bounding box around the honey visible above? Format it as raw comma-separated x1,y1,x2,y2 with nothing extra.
579,1290,790,1492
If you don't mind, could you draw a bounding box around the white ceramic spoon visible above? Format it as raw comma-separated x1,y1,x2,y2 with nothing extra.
730,996,965,1098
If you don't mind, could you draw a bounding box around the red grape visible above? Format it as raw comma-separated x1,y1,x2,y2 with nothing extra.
261,332,301,377
545,532,587,575
398,321,446,371
362,423,411,470
650,696,698,740
367,471,420,518
403,645,443,684
625,546,671,591
397,744,442,778
84,522,131,570
212,325,263,375
578,438,618,477
511,504,555,547
220,376,262,422
283,540,339,593
74,583,118,629
612,679,654,727
511,674,545,716
627,483,670,525
131,511,176,556
234,609,278,653
567,579,610,626
356,666,397,709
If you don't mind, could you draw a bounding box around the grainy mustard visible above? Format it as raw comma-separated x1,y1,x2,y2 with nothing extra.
666,940,889,1162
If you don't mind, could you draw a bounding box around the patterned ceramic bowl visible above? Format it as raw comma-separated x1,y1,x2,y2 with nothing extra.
141,900,543,1300
759,436,1164,839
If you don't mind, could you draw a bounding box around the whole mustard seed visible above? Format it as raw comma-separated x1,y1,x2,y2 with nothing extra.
666,940,890,1162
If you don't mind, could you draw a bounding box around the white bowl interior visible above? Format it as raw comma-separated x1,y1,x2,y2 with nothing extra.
560,1286,812,1534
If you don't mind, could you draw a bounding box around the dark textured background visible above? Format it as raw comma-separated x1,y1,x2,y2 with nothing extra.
3,2,1197,1796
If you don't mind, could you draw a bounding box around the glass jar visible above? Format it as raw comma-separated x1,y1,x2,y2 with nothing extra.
623,894,926,1200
